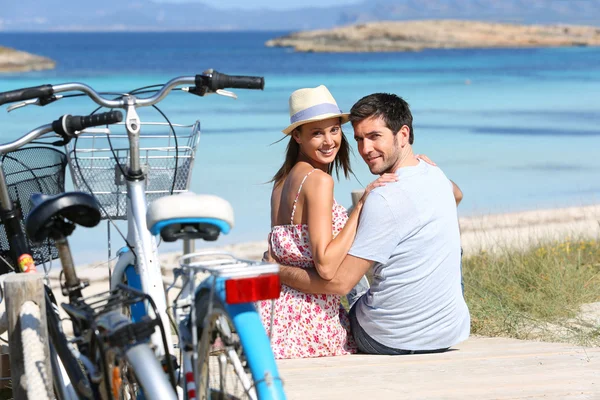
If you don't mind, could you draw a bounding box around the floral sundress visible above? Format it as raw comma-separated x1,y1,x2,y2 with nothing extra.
258,169,357,359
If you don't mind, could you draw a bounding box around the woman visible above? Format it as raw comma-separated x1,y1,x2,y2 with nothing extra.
257,85,396,359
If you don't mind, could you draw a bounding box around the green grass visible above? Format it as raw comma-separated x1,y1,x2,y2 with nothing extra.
464,237,600,345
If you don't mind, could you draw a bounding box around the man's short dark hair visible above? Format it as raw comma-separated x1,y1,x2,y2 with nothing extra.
349,93,414,144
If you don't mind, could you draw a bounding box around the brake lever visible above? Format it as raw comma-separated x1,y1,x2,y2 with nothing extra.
51,127,112,147
6,95,62,113
182,86,237,99
7,99,37,112
216,89,237,100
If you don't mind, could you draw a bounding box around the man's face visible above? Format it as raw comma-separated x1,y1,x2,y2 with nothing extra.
353,116,402,175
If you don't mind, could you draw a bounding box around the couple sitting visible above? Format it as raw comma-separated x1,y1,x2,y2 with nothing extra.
258,86,470,359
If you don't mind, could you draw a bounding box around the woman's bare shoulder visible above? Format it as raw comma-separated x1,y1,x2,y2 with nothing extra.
282,163,318,188
303,169,333,190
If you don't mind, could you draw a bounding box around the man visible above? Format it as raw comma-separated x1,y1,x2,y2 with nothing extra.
277,93,470,355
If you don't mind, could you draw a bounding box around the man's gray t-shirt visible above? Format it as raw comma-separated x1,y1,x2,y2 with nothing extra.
349,160,470,350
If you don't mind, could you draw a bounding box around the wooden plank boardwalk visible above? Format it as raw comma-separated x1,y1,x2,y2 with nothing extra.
277,337,600,400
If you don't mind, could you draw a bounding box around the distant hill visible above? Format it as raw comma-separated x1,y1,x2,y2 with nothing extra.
1,0,599,31
0,46,55,72
266,20,600,52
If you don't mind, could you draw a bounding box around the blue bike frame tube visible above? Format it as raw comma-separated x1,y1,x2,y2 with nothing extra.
124,264,146,322
225,302,286,399
111,249,146,323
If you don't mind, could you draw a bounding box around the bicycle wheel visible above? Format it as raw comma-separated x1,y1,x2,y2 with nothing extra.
195,291,257,400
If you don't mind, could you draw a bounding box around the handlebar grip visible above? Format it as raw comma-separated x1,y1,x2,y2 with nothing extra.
52,111,123,138
0,85,54,106
197,71,265,91
67,110,123,132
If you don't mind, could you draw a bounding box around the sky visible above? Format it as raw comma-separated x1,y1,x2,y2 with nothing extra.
156,0,362,10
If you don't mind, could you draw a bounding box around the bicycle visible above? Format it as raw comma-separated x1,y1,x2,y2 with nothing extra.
0,111,177,399
148,195,284,399
0,70,286,399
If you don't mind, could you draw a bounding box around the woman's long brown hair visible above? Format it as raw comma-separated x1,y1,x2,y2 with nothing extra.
271,125,353,185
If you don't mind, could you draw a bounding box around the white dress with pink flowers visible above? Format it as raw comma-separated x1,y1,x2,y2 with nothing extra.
257,170,356,359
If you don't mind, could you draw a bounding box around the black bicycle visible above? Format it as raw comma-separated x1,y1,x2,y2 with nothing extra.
0,112,177,400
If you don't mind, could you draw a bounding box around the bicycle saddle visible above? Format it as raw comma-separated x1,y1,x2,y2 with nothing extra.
146,192,234,242
26,192,102,242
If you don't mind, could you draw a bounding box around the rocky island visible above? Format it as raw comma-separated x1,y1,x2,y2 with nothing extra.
0,46,56,72
266,20,600,52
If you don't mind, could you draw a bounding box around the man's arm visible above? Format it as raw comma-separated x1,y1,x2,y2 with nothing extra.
279,255,374,296
450,180,463,206
414,154,462,206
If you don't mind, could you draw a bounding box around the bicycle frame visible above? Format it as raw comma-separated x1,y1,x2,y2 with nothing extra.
109,177,173,354
101,98,174,355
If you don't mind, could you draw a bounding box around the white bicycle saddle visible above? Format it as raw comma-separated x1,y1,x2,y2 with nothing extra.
146,192,234,239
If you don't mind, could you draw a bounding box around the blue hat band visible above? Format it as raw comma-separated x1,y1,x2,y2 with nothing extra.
290,103,343,124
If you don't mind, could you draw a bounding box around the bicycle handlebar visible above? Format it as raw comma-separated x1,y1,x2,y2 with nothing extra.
0,70,264,109
0,111,124,154
0,85,54,106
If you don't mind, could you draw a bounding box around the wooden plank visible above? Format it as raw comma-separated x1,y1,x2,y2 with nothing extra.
277,337,600,400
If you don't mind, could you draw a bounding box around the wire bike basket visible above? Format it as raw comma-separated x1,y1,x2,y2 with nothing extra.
66,121,200,220
0,146,68,266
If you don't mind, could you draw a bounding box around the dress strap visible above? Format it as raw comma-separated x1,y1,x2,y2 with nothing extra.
290,169,316,225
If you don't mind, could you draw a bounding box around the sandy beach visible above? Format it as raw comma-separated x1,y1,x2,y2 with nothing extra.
459,203,600,255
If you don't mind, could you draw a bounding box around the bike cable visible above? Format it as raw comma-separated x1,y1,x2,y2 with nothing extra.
0,254,15,272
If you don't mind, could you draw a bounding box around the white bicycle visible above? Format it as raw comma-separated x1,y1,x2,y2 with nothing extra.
0,71,286,399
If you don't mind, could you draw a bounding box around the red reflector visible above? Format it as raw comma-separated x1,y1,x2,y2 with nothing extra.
225,274,281,304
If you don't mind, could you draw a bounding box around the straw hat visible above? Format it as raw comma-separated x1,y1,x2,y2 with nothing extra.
282,85,350,135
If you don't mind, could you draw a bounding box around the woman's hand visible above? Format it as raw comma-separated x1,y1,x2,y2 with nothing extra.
359,173,398,205
262,234,279,263
262,250,274,263
415,154,437,166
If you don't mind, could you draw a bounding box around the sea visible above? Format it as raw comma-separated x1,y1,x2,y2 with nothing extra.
0,32,599,264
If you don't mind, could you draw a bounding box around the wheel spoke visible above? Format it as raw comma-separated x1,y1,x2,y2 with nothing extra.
197,299,257,400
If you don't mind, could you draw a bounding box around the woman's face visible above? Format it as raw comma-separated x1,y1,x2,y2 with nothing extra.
293,117,342,167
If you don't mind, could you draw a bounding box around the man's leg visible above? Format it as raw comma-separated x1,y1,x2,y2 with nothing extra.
348,304,449,355
346,275,370,310
348,303,409,355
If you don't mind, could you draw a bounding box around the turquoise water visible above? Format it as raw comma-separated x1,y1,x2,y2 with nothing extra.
0,33,599,262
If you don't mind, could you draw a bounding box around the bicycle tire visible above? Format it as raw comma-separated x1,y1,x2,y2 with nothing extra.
194,289,285,400
49,341,79,400
46,287,97,400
